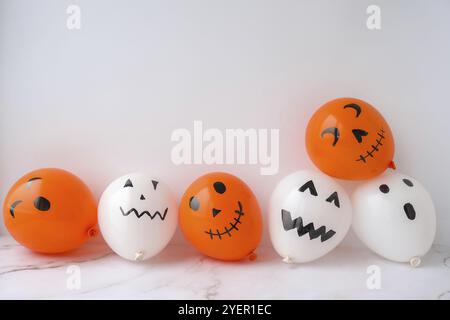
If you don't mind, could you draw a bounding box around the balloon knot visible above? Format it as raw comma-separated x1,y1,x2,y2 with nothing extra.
248,252,257,261
388,161,397,170
135,251,144,261
410,256,421,268
282,256,294,264
87,226,98,238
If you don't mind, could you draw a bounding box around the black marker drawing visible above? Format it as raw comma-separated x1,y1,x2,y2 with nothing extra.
352,129,368,143
120,207,168,220
356,128,385,163
321,127,340,147
344,103,362,118
299,180,318,196
379,179,417,221
124,179,133,188
281,209,336,242
34,196,51,211
403,203,416,220
189,196,200,211
26,177,42,188
326,191,340,208
403,179,414,187
9,200,23,218
204,201,244,240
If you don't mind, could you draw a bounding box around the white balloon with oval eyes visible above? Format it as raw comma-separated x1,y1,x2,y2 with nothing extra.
352,171,436,267
269,170,352,263
98,173,178,261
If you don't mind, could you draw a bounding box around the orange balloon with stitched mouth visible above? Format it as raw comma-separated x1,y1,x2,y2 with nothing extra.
179,172,263,261
306,97,395,180
3,168,98,253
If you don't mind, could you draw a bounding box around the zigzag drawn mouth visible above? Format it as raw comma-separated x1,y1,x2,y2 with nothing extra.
204,201,244,240
120,207,168,220
355,128,385,163
281,209,336,242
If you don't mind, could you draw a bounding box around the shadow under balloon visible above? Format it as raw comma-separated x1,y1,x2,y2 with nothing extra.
252,244,439,270
5,235,442,270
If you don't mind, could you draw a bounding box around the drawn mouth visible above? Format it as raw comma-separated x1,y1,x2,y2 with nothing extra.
355,128,385,163
204,201,244,240
403,203,416,220
120,207,168,220
9,200,23,218
281,209,336,242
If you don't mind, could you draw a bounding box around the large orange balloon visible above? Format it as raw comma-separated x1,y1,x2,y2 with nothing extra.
306,97,395,180
179,172,262,261
3,168,98,253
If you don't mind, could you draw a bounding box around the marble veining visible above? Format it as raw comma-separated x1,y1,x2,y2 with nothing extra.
0,236,449,300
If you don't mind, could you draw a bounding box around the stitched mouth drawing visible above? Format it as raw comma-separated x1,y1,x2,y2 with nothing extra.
356,128,385,163
120,207,168,220
281,209,336,242
204,201,244,240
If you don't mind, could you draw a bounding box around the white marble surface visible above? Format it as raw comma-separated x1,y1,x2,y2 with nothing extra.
0,235,449,300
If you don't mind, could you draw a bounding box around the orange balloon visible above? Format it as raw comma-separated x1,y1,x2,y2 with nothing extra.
306,97,395,180
179,172,262,261
3,168,98,253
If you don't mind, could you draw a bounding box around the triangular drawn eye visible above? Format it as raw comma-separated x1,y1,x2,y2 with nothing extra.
124,179,133,188
352,129,368,143
151,180,159,190
326,192,340,208
299,180,318,196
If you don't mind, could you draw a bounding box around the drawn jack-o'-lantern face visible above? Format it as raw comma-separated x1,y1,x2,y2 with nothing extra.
306,97,395,180
352,172,436,265
98,173,178,261
269,170,352,263
179,172,263,261
3,168,98,253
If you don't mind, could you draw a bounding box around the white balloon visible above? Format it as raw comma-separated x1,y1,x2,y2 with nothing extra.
269,170,352,263
98,173,178,261
352,171,436,266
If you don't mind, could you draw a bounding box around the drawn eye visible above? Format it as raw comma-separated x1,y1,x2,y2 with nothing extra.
403,179,413,187
26,177,42,188
321,127,340,147
352,129,368,143
189,196,200,211
326,192,340,208
124,179,133,188
34,196,51,211
213,182,226,194
379,184,390,194
151,180,159,190
343,103,362,117
299,180,318,196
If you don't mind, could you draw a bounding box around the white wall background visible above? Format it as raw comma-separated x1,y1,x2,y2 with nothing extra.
1,0,449,246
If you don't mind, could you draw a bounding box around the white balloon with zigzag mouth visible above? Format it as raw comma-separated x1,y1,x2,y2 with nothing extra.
269,170,352,263
98,173,178,261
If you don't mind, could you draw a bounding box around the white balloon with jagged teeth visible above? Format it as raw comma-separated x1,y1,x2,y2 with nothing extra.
98,173,178,261
269,170,352,263
352,171,436,265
